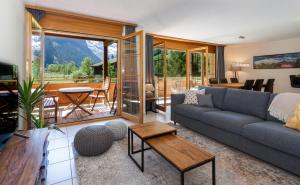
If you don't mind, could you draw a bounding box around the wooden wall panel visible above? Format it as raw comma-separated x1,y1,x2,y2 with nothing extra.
39,13,124,38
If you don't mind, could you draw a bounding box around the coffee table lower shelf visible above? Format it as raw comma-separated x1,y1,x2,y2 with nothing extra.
128,129,216,185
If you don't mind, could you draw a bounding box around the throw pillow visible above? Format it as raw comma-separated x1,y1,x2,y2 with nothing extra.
285,100,300,131
183,89,205,104
197,94,214,108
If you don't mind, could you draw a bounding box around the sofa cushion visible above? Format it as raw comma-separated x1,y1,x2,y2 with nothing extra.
201,111,263,135
267,94,283,123
223,89,270,119
198,86,227,109
242,121,300,158
197,94,214,108
173,104,220,121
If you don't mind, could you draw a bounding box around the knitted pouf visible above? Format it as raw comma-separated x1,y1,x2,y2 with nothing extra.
74,125,113,156
105,120,127,140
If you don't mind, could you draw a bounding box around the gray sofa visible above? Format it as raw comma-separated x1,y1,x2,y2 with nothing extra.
171,86,300,176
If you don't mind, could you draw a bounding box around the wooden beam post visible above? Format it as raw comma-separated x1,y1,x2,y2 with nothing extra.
186,49,190,89
103,41,109,79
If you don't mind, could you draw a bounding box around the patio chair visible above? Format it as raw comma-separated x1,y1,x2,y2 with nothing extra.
220,78,228,83
110,84,118,115
241,80,255,90
252,79,264,91
90,77,111,111
44,94,59,123
209,78,218,84
264,79,275,93
230,78,239,83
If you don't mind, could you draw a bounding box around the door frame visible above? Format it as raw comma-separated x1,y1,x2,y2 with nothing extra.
153,41,167,112
120,30,144,123
187,46,209,89
25,11,125,125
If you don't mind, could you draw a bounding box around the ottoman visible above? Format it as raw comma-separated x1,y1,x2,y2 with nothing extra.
74,125,113,156
105,120,127,140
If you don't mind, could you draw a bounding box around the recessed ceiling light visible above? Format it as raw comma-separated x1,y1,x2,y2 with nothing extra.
239,35,246,39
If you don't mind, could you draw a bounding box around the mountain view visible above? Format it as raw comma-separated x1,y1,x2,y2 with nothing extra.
32,36,117,67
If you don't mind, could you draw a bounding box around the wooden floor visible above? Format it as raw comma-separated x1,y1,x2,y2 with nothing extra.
45,103,116,125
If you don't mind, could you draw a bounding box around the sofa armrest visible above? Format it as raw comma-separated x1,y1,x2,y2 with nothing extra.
171,93,185,122
171,93,185,107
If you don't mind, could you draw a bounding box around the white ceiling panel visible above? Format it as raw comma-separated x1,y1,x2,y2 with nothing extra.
25,0,300,44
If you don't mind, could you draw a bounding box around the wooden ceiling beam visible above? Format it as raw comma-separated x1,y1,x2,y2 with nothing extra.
148,33,224,47
25,4,137,27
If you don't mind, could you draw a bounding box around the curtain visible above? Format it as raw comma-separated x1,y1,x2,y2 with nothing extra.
216,46,225,83
145,35,156,111
26,8,46,22
146,35,154,84
124,25,136,35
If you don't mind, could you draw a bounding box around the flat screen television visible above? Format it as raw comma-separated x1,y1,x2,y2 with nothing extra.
0,62,18,151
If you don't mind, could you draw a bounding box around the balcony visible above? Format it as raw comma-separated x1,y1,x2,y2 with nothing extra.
35,79,117,125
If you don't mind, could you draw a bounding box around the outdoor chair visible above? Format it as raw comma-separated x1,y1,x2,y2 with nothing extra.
90,77,111,111
44,94,59,123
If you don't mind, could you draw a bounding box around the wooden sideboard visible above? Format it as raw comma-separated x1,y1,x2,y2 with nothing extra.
0,128,49,185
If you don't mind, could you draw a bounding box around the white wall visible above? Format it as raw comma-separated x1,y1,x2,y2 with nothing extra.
0,0,25,79
225,37,300,93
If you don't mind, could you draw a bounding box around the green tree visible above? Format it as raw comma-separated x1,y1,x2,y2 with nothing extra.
166,50,186,77
47,64,60,73
32,59,40,80
66,62,78,75
80,57,94,76
72,70,87,83
108,62,117,78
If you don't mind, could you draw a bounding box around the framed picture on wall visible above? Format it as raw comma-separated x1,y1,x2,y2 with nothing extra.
253,52,300,69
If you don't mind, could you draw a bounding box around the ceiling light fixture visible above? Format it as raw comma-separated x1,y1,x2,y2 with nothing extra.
238,35,246,39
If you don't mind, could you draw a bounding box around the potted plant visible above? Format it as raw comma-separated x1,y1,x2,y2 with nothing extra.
18,79,46,130
18,79,64,133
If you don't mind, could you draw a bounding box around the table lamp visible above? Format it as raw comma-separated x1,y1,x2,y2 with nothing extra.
230,62,249,78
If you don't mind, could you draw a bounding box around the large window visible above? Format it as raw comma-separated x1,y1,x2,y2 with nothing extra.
154,49,186,105
166,50,186,97
32,35,117,84
154,47,216,107
30,32,119,124
190,52,216,86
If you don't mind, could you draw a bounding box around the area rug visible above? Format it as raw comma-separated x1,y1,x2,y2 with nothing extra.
75,124,300,185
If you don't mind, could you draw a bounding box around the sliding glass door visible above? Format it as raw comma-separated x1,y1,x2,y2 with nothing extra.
187,47,216,89
27,11,122,125
121,31,144,123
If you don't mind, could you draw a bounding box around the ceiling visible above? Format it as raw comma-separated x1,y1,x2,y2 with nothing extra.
25,0,300,45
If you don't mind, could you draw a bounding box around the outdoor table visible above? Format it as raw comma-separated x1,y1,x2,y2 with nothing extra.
58,87,94,118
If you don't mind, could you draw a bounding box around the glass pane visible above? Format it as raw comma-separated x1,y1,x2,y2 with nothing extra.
190,52,202,87
33,33,119,124
32,30,42,84
207,53,216,79
167,50,186,97
31,18,43,124
153,47,165,108
122,35,141,117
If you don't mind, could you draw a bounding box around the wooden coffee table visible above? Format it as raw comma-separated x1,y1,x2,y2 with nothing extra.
128,122,177,172
128,122,216,185
147,134,215,185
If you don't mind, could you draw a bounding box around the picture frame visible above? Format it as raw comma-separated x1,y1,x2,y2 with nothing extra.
253,52,300,69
